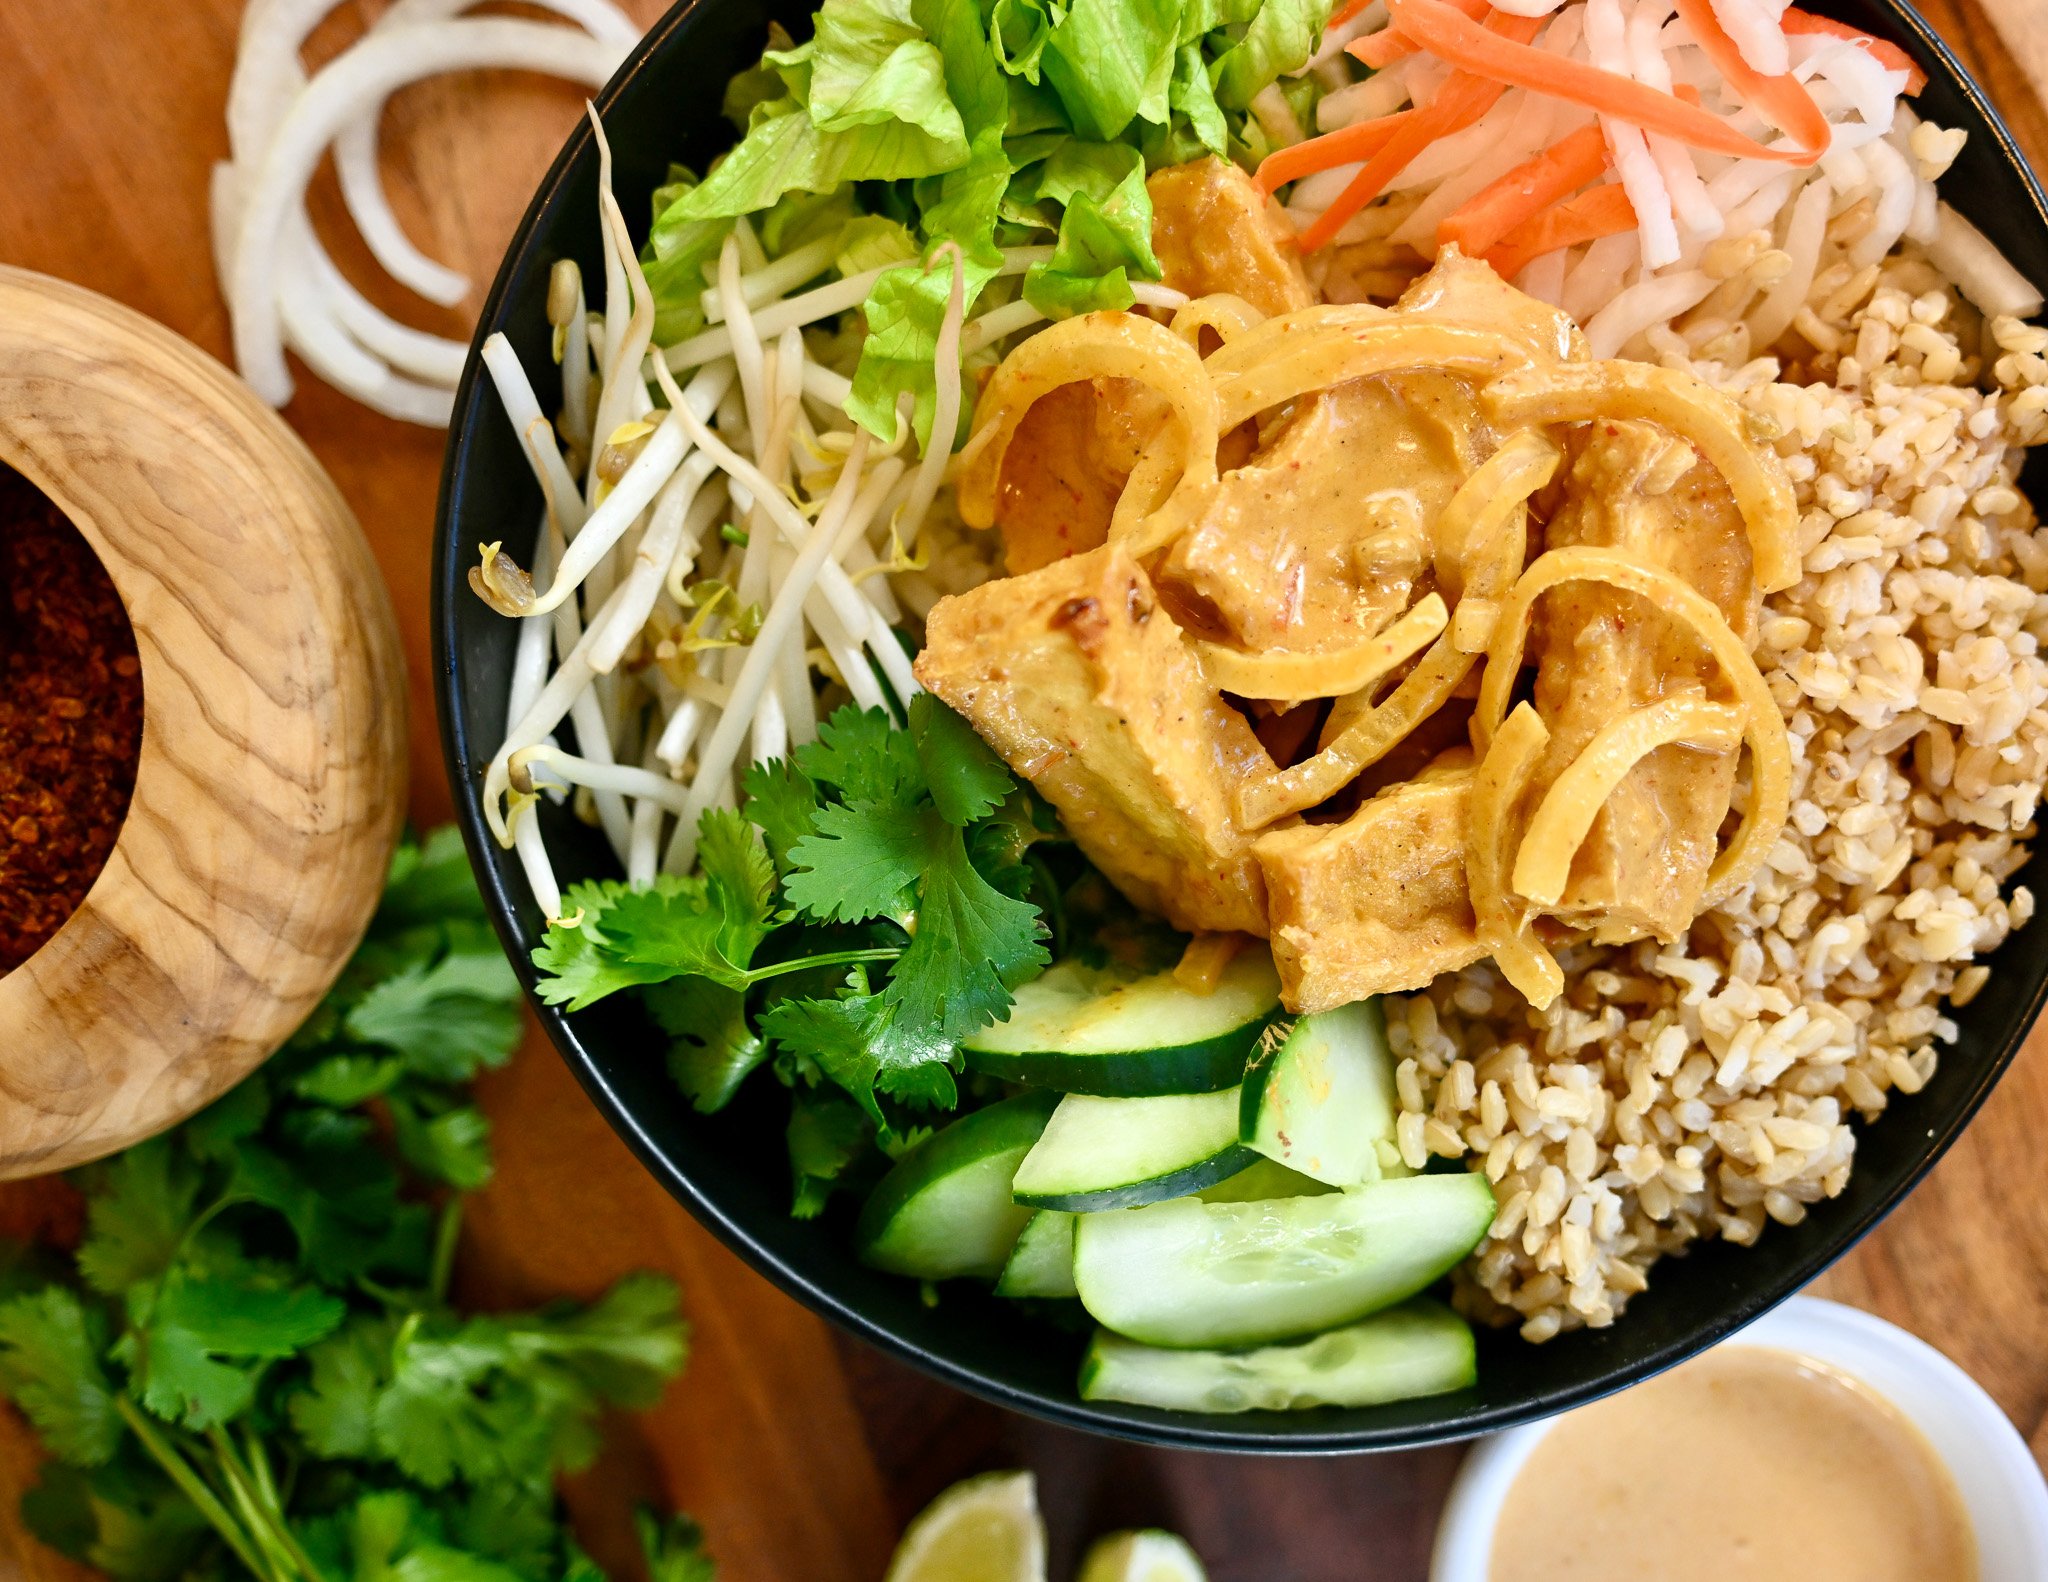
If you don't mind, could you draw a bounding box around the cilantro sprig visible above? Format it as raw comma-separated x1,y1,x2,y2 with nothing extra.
0,829,707,1582
529,699,1054,1201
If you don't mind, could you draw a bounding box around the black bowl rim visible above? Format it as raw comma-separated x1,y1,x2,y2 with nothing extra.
433,0,2048,1452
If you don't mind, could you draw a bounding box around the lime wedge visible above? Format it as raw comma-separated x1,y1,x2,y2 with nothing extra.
1076,1530,1208,1582
884,1471,1047,1582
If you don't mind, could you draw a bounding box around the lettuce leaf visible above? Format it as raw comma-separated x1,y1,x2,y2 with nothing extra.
846,247,1001,448
640,168,734,345
679,93,967,220
800,0,966,141
1211,0,1332,108
1040,0,1182,139
912,0,1011,138
1022,141,1161,317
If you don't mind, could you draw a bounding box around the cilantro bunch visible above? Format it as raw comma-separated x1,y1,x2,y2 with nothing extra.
0,830,705,1582
532,699,1056,1213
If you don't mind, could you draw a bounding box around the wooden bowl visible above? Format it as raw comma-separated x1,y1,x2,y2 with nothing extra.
0,268,407,1179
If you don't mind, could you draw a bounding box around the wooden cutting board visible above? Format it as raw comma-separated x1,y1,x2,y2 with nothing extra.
5,2,2048,1578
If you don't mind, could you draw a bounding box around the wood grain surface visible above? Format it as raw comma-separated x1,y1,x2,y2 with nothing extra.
2,1,2047,1578
0,270,409,1179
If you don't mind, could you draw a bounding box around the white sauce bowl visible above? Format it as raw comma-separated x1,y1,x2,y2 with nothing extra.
1431,1296,2048,1582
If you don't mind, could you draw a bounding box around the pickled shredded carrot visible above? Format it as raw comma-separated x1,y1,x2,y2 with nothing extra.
1673,0,1828,160
1348,0,1487,68
1298,9,1547,252
1438,121,1611,257
1483,182,1637,280
1367,0,1819,165
1256,110,1415,194
1780,7,1926,93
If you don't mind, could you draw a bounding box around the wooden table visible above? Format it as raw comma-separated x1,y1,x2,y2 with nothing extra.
5,3,2048,1578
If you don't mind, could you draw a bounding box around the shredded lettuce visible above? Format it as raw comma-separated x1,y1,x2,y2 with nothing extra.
846,250,1001,449
1212,0,1329,108
1020,142,1162,316
674,0,1332,447
641,169,735,345
1039,0,1182,141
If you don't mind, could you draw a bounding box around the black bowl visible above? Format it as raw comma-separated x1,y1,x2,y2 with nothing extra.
435,0,2048,1450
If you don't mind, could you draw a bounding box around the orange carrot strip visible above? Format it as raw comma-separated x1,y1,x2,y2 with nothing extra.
1369,0,1818,165
1352,28,1420,68
1780,7,1926,93
1438,121,1611,258
1302,11,1546,253
1484,183,1637,280
1346,0,1487,68
1298,83,1492,251
1673,0,1829,160
1256,110,1416,194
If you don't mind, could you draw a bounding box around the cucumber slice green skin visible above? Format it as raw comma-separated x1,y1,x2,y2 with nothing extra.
1072,1172,1497,1349
1240,999,1399,1188
1078,1299,1477,1414
855,1091,1061,1280
1012,1088,1258,1213
1196,1157,1334,1203
996,1210,1079,1299
962,952,1282,1097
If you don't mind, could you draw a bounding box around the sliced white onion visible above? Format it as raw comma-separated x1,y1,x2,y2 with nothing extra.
227,18,624,407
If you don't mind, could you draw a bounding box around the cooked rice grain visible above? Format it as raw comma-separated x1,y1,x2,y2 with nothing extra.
1398,253,2048,1341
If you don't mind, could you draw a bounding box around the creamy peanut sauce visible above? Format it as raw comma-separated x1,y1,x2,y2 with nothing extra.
1490,1345,1977,1582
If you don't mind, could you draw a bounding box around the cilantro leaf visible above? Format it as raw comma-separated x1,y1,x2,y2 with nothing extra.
291,1052,403,1107
640,1509,717,1582
288,1315,394,1460
741,757,823,871
505,1272,689,1410
378,826,491,928
532,877,722,1009
23,1459,212,1582
311,1489,533,1582
534,831,779,1012
127,1270,346,1430
908,693,1014,824
783,802,929,922
0,1288,121,1466
786,1089,874,1218
597,884,755,985
388,1097,495,1192
760,990,913,1117
74,1140,201,1297
794,706,924,804
372,1318,542,1489
646,978,767,1113
345,949,523,1083
694,809,781,964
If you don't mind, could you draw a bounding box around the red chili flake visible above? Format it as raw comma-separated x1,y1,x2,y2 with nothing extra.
0,467,145,973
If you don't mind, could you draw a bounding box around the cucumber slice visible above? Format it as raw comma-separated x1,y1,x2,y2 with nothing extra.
1012,1089,1257,1212
962,950,1281,1096
996,1210,1078,1299
856,1091,1061,1280
1195,1158,1334,1203
1078,1299,1477,1413
1072,1172,1495,1348
1240,1000,1398,1187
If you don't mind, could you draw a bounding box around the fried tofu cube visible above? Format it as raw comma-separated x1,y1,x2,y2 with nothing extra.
1255,771,1485,1012
914,543,1273,935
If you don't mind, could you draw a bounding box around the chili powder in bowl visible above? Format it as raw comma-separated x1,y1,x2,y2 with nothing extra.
0,466,144,973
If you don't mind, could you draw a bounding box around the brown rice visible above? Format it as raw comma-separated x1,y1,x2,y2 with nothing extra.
1390,240,2048,1341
